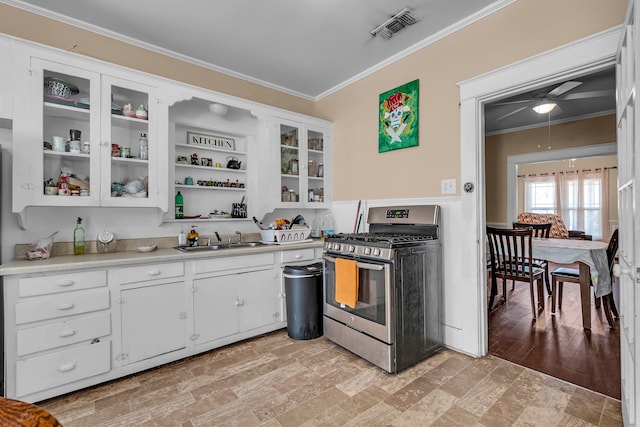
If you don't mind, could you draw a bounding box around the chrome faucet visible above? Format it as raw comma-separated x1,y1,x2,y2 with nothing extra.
235,230,242,244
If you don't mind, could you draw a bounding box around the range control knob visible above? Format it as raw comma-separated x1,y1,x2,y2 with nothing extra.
364,247,372,255
373,248,381,257
334,244,341,251
348,245,355,253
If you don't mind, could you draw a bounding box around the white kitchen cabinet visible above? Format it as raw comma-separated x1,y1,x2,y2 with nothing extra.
0,37,13,121
170,124,248,220
276,118,331,208
193,266,280,346
111,261,186,366
11,47,168,226
3,269,112,401
164,95,266,223
119,281,187,365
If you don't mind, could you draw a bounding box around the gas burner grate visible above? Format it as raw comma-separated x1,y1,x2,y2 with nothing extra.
329,232,436,245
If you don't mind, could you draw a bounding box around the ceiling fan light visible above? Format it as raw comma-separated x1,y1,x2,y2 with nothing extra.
532,102,557,114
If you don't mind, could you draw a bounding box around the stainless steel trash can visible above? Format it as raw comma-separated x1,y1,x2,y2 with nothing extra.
283,262,323,340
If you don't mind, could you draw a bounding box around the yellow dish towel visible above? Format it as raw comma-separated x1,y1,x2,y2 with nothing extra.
335,258,359,308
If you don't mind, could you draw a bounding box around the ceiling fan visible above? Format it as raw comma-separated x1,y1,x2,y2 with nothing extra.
493,80,614,121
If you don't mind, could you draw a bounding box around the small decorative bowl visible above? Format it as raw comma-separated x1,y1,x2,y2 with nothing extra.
44,77,79,99
137,244,157,253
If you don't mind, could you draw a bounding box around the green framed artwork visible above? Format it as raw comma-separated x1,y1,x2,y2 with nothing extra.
378,79,419,153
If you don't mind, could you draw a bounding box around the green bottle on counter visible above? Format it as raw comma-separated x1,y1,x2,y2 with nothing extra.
175,191,184,219
74,217,85,255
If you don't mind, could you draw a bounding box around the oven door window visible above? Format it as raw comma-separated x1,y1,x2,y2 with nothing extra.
324,257,390,326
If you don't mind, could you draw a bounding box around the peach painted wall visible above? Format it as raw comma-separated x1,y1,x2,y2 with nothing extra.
314,0,626,200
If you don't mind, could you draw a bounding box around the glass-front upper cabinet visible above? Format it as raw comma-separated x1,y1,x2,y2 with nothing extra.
12,53,167,222
278,119,330,208
100,76,159,207
13,57,101,212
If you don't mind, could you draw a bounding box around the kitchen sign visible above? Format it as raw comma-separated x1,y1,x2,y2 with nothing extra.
378,79,419,153
187,131,235,151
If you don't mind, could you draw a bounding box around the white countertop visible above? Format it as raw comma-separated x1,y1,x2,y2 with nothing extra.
0,240,324,276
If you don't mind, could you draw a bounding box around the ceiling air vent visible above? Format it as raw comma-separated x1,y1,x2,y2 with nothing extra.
371,8,416,40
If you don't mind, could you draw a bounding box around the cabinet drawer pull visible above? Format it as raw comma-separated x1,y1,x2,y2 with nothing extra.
236,298,245,306
56,280,74,287
59,329,76,337
147,270,161,276
56,303,75,311
294,254,302,259
58,363,76,372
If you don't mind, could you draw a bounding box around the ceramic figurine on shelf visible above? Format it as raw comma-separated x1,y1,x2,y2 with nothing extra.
123,103,135,117
135,104,148,120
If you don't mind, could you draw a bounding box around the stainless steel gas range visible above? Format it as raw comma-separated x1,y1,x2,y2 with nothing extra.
323,205,442,373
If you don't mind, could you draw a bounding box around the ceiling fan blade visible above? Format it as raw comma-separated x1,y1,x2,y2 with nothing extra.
492,99,533,106
561,89,615,100
547,81,582,98
494,106,529,121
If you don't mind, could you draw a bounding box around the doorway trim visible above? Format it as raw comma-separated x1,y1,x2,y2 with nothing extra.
458,27,621,356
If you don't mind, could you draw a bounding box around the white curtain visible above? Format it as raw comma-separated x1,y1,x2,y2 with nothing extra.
557,169,607,240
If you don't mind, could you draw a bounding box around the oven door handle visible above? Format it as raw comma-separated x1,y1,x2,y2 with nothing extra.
323,255,385,271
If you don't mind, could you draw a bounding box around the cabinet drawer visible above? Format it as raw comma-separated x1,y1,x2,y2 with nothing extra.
281,248,316,263
15,288,110,325
19,270,107,297
194,252,275,274
17,312,111,356
16,340,111,397
117,262,184,285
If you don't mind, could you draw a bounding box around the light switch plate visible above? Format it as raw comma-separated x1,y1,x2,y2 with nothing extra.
441,178,456,194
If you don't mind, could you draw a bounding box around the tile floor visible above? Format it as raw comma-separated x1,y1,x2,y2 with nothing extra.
39,330,622,426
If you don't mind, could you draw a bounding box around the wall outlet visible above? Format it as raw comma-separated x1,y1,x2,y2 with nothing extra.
441,178,456,194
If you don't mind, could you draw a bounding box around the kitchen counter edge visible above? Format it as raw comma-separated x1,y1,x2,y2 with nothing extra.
0,240,325,276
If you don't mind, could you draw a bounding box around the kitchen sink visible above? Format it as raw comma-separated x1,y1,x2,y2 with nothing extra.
174,242,263,252
232,242,262,247
175,244,229,252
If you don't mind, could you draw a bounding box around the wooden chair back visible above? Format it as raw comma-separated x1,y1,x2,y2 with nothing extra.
512,222,552,239
487,226,535,282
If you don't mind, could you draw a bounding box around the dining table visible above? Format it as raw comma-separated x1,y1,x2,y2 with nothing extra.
531,237,610,330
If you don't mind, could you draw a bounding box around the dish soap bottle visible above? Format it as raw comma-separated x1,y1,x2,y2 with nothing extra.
175,191,184,219
187,226,199,247
178,228,187,247
74,217,85,255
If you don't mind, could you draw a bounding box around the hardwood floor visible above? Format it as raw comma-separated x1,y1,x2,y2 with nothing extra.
488,264,621,400
38,329,622,426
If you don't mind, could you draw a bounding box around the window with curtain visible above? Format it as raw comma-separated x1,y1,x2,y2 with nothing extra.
524,175,556,214
523,169,608,240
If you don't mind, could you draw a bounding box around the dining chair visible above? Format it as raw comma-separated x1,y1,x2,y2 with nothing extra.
513,222,552,295
486,226,546,319
550,229,619,329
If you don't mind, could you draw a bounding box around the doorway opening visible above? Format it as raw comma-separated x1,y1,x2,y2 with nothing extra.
458,28,621,399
